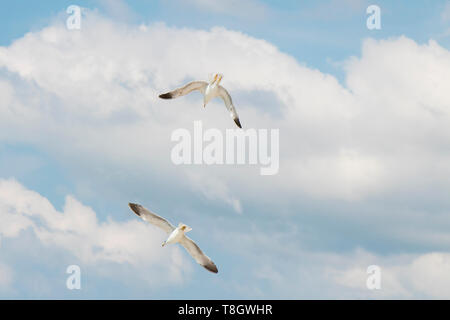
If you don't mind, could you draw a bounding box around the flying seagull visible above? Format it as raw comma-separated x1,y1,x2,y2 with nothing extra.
159,73,242,128
128,203,218,274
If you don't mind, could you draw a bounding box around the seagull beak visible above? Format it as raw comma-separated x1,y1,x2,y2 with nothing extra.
217,75,223,85
210,74,218,85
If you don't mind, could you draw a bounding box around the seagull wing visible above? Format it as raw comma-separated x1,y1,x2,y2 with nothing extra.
128,203,175,234
217,85,242,128
179,235,218,273
159,81,208,99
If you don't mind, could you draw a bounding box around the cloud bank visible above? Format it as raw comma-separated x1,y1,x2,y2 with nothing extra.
1,10,450,298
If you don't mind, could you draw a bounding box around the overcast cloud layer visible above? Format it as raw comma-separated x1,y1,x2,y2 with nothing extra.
1,9,450,298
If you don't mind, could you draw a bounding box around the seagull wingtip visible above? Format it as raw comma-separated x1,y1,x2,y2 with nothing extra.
234,118,242,129
128,203,141,216
159,92,173,99
205,264,219,274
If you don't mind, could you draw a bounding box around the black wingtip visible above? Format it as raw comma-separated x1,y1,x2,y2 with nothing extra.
204,264,219,274
159,92,173,99
128,203,141,216
234,118,242,129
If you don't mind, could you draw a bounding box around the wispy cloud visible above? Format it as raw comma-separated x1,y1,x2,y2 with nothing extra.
172,0,269,20
96,0,137,22
442,1,450,22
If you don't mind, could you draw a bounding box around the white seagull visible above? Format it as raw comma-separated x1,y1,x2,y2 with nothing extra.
159,73,242,128
128,203,218,274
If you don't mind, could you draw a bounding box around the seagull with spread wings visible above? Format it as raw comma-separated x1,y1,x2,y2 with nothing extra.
128,203,218,274
159,73,242,128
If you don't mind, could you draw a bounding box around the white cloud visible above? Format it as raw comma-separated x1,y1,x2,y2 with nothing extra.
329,251,450,299
407,253,450,298
0,10,450,239
0,12,382,206
215,225,450,299
0,178,192,288
186,170,242,213
327,250,412,298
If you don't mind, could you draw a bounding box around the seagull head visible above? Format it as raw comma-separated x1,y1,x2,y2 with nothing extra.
209,73,223,85
216,73,223,85
208,73,217,84
179,223,192,233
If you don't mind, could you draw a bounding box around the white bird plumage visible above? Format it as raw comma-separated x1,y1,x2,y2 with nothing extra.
159,73,242,128
128,203,219,274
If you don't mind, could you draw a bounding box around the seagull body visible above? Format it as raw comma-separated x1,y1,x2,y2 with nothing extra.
163,223,192,246
159,73,242,128
128,203,218,274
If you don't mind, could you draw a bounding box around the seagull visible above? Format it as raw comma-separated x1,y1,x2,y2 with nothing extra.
159,73,242,128
128,203,218,274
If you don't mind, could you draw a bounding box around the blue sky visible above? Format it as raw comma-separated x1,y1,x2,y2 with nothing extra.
1,0,450,299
